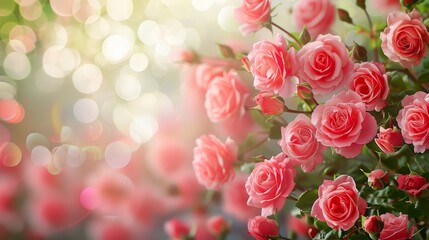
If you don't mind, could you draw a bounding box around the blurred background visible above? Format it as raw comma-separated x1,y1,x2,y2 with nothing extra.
0,0,398,239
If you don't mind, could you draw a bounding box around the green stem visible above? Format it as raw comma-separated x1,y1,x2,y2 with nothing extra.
284,107,312,114
240,137,269,156
270,21,302,47
363,8,378,62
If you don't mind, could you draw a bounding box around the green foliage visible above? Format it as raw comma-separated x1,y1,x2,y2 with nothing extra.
295,189,318,214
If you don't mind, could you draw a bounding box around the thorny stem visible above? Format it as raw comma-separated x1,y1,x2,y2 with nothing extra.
270,21,303,47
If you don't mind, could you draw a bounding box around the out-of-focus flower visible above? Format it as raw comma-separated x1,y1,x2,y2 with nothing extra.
204,70,249,123
380,9,429,68
349,62,389,112
379,213,414,240
206,215,229,236
368,169,389,190
248,216,279,240
246,153,295,217
254,92,284,115
296,34,354,95
375,127,404,154
292,0,336,37
287,214,318,238
164,218,190,240
247,34,297,98
311,175,367,231
192,135,237,190
397,91,429,153
311,91,377,158
195,64,225,91
279,114,325,172
235,0,271,35
397,174,429,197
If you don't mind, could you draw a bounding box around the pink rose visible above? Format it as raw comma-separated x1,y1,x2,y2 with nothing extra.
349,62,389,112
278,114,326,172
364,215,383,236
372,0,401,12
235,0,271,35
375,127,404,154
380,213,414,240
292,0,336,37
311,175,367,231
380,9,429,68
164,218,190,239
205,69,249,122
296,34,354,95
254,92,284,115
397,91,429,153
397,175,429,197
368,169,389,190
195,64,224,91
222,173,259,222
247,34,297,97
192,135,237,190
248,216,279,240
206,215,229,236
246,153,296,216
311,90,377,158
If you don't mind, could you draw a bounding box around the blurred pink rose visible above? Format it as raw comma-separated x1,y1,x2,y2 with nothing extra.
98,222,133,240
397,175,429,197
372,0,401,12
380,9,429,68
222,173,259,222
311,91,377,158
164,218,190,240
368,169,389,190
192,135,237,190
297,34,353,95
206,215,229,236
279,114,326,172
235,0,271,35
292,0,336,37
364,215,383,235
246,153,295,216
254,92,284,115
397,91,429,153
287,214,318,238
195,64,224,91
205,70,249,122
375,127,404,154
248,216,279,240
380,213,414,240
311,175,367,231
349,62,389,112
247,34,297,97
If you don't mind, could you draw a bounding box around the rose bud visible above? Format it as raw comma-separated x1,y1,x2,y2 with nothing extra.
248,216,279,240
206,215,229,236
254,92,285,115
397,175,429,197
164,218,190,240
375,127,404,154
368,169,389,190
296,82,314,100
364,215,384,240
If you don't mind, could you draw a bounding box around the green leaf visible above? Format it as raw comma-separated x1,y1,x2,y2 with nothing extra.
295,189,318,213
240,162,255,174
268,121,282,140
338,9,354,25
418,72,429,83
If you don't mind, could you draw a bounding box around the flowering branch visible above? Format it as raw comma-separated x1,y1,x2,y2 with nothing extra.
270,21,302,47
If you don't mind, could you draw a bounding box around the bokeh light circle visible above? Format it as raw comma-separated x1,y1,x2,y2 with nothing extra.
3,52,31,80
104,141,132,169
31,145,51,166
137,20,161,46
72,64,103,94
73,98,99,123
0,142,22,167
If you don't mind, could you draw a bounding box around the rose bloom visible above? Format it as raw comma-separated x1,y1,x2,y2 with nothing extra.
195,64,225,91
164,218,190,240
192,135,237,190
375,127,404,154
311,90,377,158
296,34,354,95
380,9,429,68
235,0,271,35
364,215,383,235
397,91,429,153
246,153,296,216
368,169,389,190
205,69,249,122
349,62,389,112
247,34,297,97
248,216,279,240
311,175,367,231
380,213,414,240
292,0,336,37
397,174,429,197
206,215,229,236
254,92,284,115
278,114,326,172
